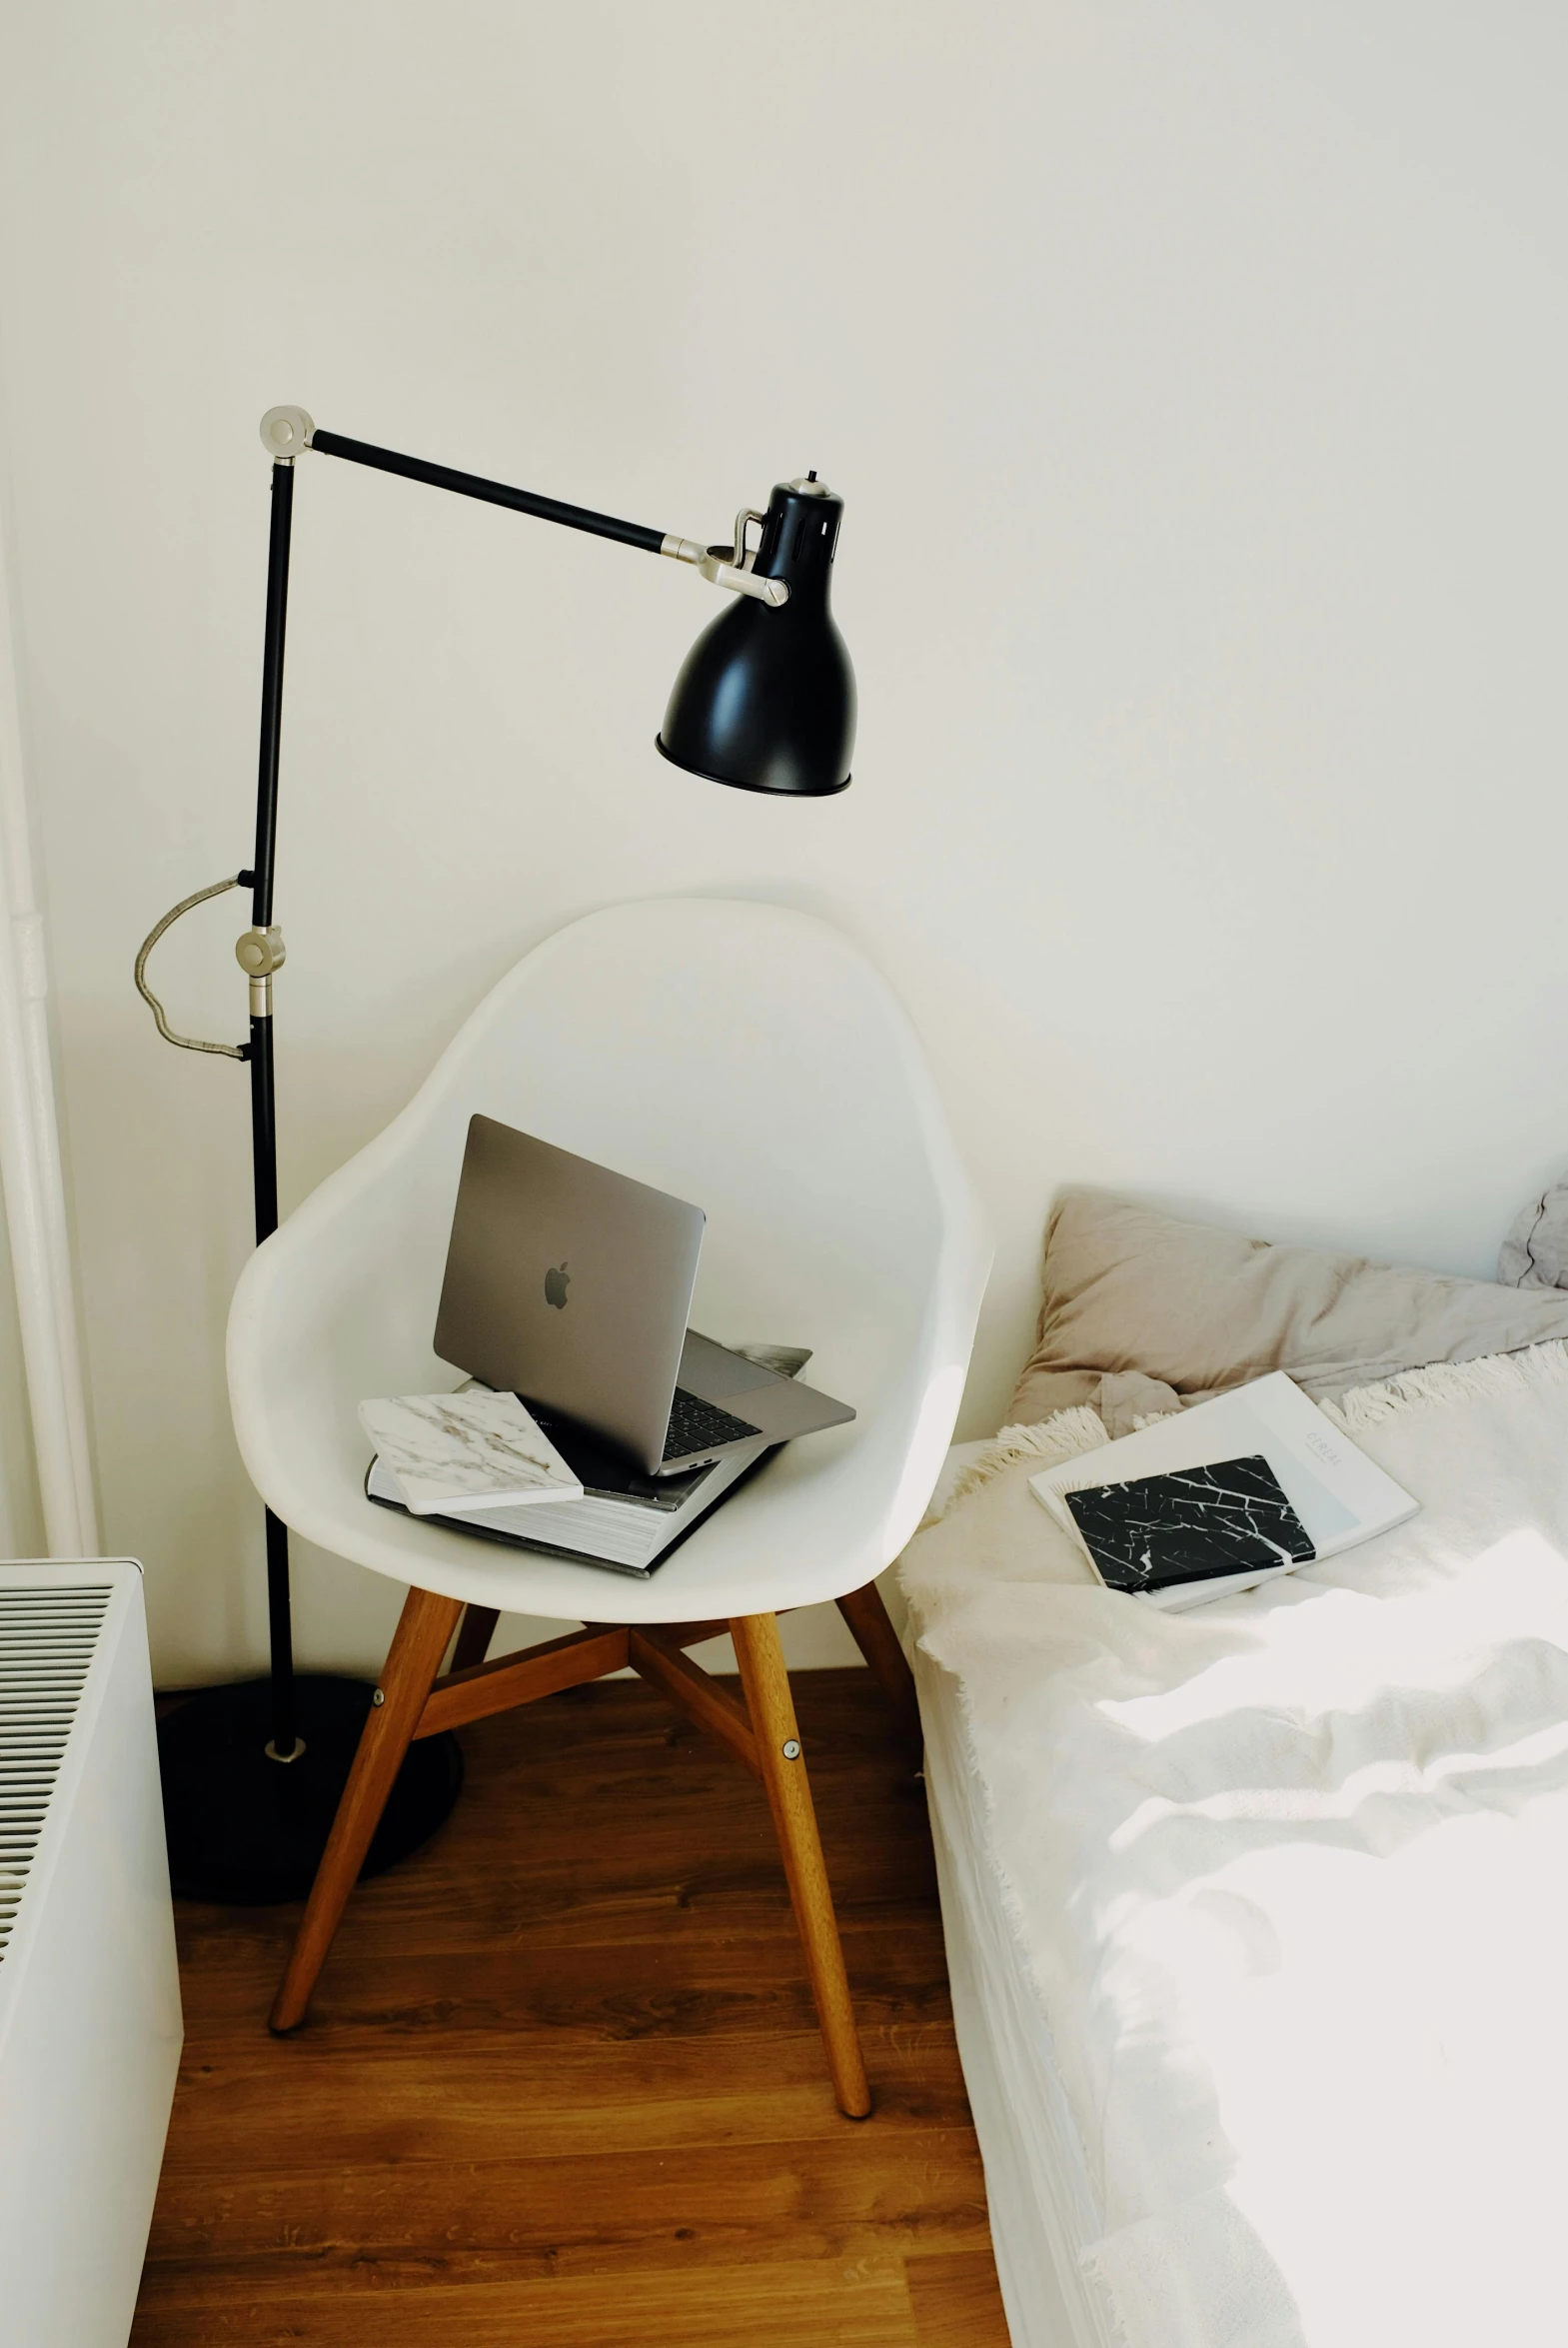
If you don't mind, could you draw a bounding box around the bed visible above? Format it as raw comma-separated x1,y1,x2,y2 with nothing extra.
898,1191,1568,2348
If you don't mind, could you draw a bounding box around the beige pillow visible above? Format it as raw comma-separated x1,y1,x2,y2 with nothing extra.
1010,1187,1568,1435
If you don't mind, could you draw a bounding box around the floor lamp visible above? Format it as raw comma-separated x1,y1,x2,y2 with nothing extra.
137,404,855,1902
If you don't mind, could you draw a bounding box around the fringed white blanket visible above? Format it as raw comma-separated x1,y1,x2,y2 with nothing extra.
900,1344,1568,2348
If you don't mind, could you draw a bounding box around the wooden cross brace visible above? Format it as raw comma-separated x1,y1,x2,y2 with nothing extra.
269,1582,920,2118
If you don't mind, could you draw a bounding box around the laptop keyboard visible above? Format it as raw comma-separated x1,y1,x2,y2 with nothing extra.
662,1387,763,1463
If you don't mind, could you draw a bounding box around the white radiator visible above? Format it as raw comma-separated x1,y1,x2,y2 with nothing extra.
0,1560,182,2347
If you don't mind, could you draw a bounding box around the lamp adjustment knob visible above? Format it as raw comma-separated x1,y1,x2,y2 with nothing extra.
259,406,315,462
235,926,286,978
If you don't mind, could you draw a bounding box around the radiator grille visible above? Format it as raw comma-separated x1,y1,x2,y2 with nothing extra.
0,1584,112,1965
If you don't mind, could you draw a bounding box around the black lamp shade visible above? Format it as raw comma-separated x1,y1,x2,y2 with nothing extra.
658,479,855,795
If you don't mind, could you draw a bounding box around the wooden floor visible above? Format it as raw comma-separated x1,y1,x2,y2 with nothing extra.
132,1668,1011,2346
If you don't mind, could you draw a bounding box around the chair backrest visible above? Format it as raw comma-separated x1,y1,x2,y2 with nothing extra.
232,899,989,1582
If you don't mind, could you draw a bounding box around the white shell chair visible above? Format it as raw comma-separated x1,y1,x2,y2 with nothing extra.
229,897,989,2113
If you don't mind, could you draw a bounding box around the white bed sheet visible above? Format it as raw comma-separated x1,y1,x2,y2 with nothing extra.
917,1633,1114,2348
905,1439,1115,2348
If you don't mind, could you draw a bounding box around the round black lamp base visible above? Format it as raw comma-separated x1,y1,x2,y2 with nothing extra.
158,1674,463,1906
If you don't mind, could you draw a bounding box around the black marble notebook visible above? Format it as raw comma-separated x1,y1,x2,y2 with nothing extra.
1063,1454,1317,1593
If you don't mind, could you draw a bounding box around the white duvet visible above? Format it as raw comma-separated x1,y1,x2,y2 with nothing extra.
900,1345,1568,2348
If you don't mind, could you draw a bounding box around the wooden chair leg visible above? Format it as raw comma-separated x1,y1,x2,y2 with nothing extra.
731,1610,871,2119
451,1602,501,1675
270,1585,463,2034
835,1580,921,1741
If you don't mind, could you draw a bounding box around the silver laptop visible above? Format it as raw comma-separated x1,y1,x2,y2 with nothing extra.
434,1116,855,1476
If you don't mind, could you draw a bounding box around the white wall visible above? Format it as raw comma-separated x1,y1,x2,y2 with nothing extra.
1,1,1565,1683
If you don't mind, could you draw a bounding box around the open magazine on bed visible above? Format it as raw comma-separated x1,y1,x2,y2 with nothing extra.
1028,1371,1418,1609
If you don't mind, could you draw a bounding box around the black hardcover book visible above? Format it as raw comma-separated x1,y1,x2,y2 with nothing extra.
1063,1454,1316,1593
364,1445,776,1577
363,1390,779,1577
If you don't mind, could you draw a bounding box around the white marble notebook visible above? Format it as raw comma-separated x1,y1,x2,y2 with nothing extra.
358,1389,583,1516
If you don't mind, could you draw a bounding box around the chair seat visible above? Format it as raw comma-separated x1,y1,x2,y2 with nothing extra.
228,898,990,1625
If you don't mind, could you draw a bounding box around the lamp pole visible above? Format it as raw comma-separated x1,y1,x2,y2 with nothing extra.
247,457,296,1763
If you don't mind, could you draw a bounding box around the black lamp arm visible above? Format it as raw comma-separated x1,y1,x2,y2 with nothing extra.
310,428,673,558
257,406,786,609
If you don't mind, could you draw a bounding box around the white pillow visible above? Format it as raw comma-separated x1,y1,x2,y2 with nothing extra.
1011,1188,1568,1435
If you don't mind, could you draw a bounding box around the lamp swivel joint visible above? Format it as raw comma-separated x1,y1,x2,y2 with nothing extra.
660,529,790,608
259,407,315,464
236,925,286,1018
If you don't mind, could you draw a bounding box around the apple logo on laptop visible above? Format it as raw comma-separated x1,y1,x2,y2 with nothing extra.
545,1260,571,1309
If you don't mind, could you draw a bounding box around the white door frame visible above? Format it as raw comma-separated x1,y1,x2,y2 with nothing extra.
0,493,100,1556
